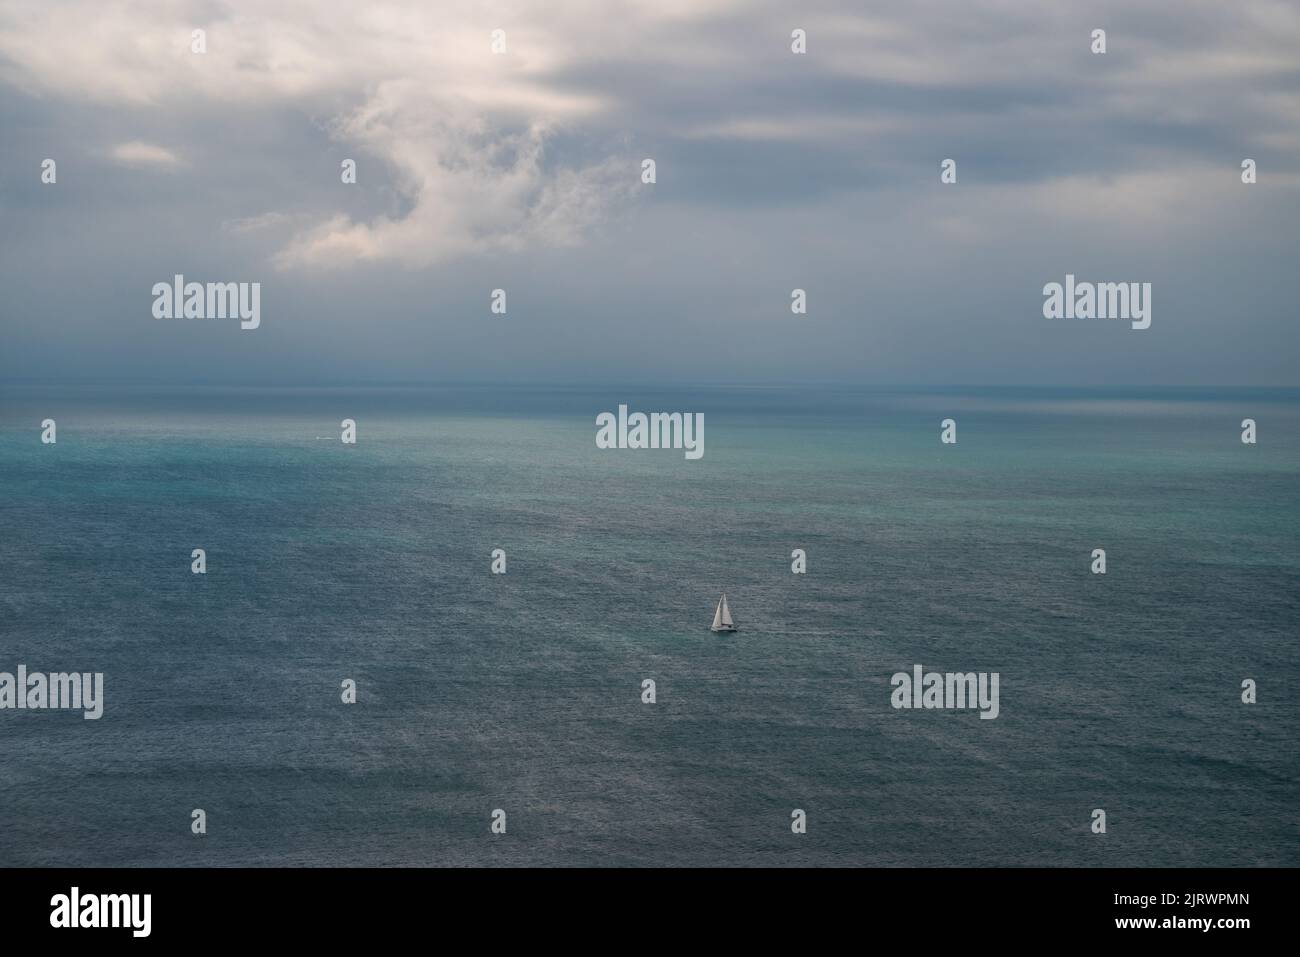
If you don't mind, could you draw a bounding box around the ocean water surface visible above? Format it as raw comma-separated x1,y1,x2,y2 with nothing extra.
0,384,1296,866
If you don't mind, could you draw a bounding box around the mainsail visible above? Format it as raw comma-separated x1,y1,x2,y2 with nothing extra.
711,593,735,631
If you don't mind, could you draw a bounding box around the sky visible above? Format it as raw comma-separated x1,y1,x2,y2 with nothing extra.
0,0,1297,387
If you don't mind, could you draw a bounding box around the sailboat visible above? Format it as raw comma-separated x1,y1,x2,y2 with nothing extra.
710,593,737,633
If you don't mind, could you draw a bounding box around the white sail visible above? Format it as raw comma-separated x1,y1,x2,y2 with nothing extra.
711,592,736,631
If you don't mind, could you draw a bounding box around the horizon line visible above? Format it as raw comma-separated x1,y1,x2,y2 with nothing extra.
3,377,1300,394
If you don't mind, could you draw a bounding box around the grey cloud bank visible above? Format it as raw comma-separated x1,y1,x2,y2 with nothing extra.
0,0,1297,386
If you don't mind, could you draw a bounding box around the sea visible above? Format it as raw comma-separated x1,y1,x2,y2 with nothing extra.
0,383,1296,866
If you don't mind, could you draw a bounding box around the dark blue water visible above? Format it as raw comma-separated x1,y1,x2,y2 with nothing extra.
1,384,1296,866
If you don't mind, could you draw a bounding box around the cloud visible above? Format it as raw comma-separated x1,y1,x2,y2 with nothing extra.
220,211,299,234
3,0,1298,270
271,78,637,268
1,1,1298,390
108,140,183,168
0,1,696,269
